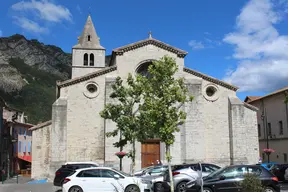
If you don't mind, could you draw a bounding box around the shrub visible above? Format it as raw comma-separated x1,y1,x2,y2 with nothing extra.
239,173,264,192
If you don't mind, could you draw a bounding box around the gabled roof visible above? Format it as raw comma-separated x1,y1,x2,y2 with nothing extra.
57,66,117,88
246,86,288,103
244,96,261,103
183,67,239,91
112,37,188,58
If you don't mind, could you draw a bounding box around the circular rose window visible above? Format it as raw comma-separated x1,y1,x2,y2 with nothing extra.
83,82,99,98
206,86,217,97
203,84,219,102
87,84,97,93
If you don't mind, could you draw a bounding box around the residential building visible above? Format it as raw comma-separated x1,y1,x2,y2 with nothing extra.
245,86,288,163
0,98,33,177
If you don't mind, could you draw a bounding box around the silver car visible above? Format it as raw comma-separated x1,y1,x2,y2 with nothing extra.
163,163,220,192
135,165,169,191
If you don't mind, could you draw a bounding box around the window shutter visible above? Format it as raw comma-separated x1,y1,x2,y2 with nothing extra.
18,141,21,152
28,142,31,153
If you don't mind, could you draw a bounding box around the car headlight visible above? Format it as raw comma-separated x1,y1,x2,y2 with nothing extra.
141,179,152,184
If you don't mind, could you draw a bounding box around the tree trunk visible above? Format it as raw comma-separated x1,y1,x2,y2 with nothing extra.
131,139,136,175
166,144,174,192
120,131,123,171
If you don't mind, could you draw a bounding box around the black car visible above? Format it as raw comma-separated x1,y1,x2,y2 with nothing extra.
53,163,98,187
186,165,280,192
271,164,288,182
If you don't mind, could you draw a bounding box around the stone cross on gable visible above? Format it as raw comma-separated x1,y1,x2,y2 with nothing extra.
148,31,152,39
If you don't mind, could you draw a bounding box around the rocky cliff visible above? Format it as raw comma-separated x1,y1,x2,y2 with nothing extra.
0,34,71,123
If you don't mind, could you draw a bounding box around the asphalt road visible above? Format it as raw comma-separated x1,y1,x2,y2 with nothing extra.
0,183,287,192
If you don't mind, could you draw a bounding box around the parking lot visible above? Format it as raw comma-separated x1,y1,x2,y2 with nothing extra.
0,183,287,192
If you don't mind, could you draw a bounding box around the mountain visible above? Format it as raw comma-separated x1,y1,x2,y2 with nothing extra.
0,34,71,124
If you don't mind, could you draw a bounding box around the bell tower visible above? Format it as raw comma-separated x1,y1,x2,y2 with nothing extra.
71,15,106,78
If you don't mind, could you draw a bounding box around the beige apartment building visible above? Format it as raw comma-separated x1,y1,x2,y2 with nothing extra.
245,86,288,164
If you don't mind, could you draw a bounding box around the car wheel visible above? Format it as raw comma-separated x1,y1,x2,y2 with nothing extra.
125,184,140,192
68,186,83,192
264,187,276,192
154,182,164,192
203,187,213,192
176,181,188,192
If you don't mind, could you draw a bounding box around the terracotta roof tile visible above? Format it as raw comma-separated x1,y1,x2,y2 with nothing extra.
113,38,188,58
247,86,288,103
57,66,117,88
183,67,239,91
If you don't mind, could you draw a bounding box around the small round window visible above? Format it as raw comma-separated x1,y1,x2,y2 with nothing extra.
83,82,99,99
206,86,217,97
87,84,97,93
203,84,219,102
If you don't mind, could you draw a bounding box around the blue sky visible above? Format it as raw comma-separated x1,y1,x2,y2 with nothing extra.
1,0,288,100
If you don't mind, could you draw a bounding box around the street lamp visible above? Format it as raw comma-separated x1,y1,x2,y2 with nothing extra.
261,108,270,163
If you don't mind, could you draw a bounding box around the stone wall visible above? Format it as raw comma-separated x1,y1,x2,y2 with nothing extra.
72,49,106,78
31,122,51,180
62,71,117,168
49,98,67,180
229,97,259,165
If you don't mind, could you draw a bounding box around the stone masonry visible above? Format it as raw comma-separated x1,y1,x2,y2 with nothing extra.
30,15,260,180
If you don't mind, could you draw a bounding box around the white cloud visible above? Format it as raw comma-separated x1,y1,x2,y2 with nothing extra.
11,0,72,23
223,0,288,92
0,30,2,37
13,16,49,34
76,4,82,14
188,40,205,50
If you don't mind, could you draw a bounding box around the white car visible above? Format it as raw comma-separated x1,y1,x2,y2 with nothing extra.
62,167,152,192
64,161,99,167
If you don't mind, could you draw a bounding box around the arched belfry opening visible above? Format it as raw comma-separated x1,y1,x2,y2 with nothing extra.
84,53,88,66
90,53,94,66
136,60,155,78
88,35,91,41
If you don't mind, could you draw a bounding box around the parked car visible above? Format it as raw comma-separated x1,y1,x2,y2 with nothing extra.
53,161,99,187
135,165,168,177
258,162,278,171
186,165,280,192
134,166,154,177
162,163,221,192
136,165,169,192
271,163,288,182
62,167,152,192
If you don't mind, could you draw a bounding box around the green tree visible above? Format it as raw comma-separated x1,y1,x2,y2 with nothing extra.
99,74,143,174
137,56,193,192
285,97,288,103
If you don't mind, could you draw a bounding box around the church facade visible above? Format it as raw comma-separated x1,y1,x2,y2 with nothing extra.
30,15,260,180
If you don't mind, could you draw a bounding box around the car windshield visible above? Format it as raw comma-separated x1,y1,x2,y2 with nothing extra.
112,168,132,177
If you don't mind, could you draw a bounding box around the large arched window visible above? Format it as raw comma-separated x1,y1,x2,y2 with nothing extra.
136,61,153,78
90,54,94,66
84,53,88,66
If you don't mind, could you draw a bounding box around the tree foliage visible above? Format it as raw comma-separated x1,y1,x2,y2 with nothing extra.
0,58,66,124
99,56,193,183
239,173,264,192
138,56,193,146
137,56,193,192
99,73,143,173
